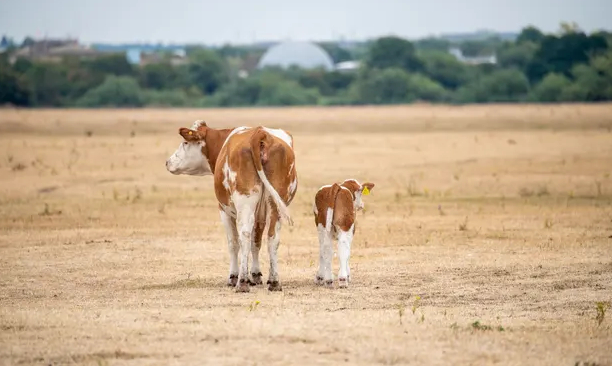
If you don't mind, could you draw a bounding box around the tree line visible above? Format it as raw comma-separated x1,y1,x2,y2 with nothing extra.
1,24,611,108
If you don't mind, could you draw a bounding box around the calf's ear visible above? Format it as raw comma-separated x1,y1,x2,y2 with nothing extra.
361,182,375,195
179,127,203,142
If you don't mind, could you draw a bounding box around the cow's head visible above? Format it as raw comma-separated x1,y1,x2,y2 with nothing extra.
341,179,375,211
165,120,212,176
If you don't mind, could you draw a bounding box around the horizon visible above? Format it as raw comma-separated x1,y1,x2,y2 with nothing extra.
1,0,610,46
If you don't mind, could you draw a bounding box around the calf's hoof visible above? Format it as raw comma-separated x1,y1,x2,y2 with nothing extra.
315,275,325,285
235,279,250,293
338,277,348,288
228,274,238,287
267,280,282,292
250,272,263,286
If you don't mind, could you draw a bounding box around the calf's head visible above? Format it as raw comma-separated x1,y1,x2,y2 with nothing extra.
341,179,375,211
165,120,212,176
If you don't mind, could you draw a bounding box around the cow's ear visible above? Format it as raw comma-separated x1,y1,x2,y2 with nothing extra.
361,182,375,195
179,127,202,142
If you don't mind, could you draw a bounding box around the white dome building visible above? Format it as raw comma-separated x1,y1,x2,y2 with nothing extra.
257,41,335,71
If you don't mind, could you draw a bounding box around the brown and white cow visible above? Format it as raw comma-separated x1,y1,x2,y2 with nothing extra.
313,179,375,288
165,120,297,292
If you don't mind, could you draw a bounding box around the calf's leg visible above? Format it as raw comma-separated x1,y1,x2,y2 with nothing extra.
337,224,354,288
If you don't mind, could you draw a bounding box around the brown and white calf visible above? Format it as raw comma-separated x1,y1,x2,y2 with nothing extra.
165,120,297,292
313,179,374,288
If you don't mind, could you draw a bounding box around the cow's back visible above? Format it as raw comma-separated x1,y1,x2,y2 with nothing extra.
214,127,297,208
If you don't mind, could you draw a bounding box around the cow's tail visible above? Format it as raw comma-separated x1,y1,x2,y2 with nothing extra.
250,127,293,226
325,183,342,233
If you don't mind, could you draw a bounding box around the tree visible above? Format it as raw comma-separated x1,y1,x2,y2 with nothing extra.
353,68,412,104
530,73,572,102
566,52,612,101
420,50,469,89
366,36,424,72
188,49,229,95
0,66,32,106
76,75,145,107
352,68,447,104
25,63,72,106
497,41,538,70
415,37,452,52
456,68,530,103
517,26,544,44
139,62,187,90
85,54,134,76
318,42,353,63
526,32,608,82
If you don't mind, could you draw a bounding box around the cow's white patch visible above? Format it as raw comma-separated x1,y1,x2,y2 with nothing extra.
288,162,294,176
221,126,250,149
324,207,334,233
220,203,236,219
316,184,332,194
165,140,211,176
354,191,364,211
288,177,298,196
191,120,207,130
257,169,293,225
263,127,292,147
222,159,237,190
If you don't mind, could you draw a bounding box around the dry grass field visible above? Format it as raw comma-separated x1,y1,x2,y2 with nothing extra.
1,104,612,366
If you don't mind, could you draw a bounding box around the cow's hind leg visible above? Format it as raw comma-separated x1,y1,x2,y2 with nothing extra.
337,224,354,288
234,192,260,293
220,209,239,287
250,220,265,285
266,209,282,291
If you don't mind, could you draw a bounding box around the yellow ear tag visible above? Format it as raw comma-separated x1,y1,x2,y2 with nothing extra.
362,186,370,196
188,131,193,135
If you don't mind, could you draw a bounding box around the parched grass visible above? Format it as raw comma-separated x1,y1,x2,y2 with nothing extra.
1,105,611,366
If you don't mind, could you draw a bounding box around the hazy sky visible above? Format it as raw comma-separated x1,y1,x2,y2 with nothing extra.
1,0,610,44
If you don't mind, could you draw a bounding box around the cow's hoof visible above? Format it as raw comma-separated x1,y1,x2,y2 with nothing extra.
315,276,325,285
325,280,334,289
338,278,348,288
267,280,282,292
251,272,263,285
228,274,238,287
235,279,250,293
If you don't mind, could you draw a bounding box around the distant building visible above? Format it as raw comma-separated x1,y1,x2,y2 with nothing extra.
334,60,360,72
138,49,188,67
9,38,118,63
257,41,335,71
125,48,188,66
449,47,497,65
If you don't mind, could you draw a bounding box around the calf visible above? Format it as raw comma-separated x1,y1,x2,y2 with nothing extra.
166,120,297,292
313,179,375,288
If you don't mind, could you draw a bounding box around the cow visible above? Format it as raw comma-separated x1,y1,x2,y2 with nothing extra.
165,120,298,292
312,179,375,288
